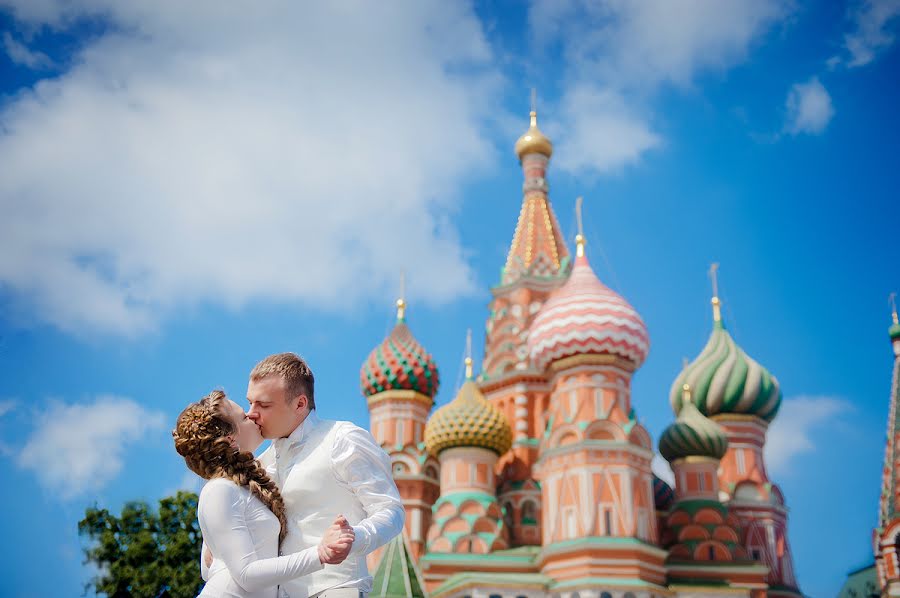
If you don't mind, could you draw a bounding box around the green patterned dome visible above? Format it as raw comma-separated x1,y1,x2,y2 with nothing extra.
424,379,512,457
361,307,439,399
890,321,900,341
671,302,782,423
660,388,728,463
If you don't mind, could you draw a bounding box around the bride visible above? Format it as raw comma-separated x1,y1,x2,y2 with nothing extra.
173,390,353,597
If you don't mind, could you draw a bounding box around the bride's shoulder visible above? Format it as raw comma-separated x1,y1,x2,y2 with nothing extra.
199,477,247,505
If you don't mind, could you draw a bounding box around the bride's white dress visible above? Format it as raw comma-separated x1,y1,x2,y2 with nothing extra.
198,477,322,597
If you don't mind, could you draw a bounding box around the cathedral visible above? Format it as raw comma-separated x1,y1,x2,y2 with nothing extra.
358,110,803,598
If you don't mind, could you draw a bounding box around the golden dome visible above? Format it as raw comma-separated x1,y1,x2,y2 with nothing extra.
424,379,512,457
514,111,553,160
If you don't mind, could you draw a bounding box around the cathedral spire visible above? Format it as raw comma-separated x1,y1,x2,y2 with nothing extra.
501,101,569,286
875,291,900,594
879,292,900,529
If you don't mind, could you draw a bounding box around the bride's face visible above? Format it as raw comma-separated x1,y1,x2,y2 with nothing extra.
225,399,263,453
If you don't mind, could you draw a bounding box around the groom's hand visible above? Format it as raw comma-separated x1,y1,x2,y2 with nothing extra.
318,515,355,565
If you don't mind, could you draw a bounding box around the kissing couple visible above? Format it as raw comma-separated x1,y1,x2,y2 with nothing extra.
173,352,404,598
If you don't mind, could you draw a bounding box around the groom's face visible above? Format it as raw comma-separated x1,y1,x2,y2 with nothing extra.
247,375,307,439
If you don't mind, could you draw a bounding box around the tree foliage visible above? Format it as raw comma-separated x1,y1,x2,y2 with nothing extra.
79,491,202,598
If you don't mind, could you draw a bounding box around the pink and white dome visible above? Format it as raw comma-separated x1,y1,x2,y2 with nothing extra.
527,254,650,369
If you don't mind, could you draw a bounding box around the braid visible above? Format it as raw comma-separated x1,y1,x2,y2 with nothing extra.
173,390,288,545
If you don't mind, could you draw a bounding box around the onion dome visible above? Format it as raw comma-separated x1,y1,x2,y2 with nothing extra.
425,360,512,457
514,111,553,160
659,385,728,463
528,234,650,369
670,295,781,422
360,298,439,399
653,474,675,512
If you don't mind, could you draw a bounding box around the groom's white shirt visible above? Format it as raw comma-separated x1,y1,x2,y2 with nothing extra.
258,410,403,597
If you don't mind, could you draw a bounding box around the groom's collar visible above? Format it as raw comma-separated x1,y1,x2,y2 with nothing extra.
280,409,319,448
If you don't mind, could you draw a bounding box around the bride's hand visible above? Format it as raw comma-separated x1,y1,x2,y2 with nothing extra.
317,515,355,565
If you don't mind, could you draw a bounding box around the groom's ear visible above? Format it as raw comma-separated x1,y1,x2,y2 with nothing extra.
294,394,308,413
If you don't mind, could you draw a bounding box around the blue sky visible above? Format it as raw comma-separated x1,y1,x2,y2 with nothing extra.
0,1,898,596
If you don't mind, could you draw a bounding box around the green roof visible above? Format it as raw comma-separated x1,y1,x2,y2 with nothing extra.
371,534,427,598
837,563,879,598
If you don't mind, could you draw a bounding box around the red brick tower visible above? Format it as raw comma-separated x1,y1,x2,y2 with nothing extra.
361,295,441,560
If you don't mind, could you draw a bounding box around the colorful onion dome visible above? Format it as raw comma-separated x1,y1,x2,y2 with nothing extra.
360,299,439,399
527,238,650,369
659,386,728,463
653,474,675,511
424,378,512,457
670,296,781,422
514,111,553,160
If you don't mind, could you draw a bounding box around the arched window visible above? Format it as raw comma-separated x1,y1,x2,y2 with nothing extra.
624,593,636,598
600,592,613,598
521,500,537,524
895,533,900,573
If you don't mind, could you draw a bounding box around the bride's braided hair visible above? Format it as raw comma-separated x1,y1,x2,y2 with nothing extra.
173,390,288,544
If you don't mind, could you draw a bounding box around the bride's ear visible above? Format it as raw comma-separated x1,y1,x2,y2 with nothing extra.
226,434,237,449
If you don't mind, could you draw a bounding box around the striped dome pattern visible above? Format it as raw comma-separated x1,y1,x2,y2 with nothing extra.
527,255,650,369
653,474,675,511
670,320,781,423
361,320,439,399
659,398,728,463
424,380,512,457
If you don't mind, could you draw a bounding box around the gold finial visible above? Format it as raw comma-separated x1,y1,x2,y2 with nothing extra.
396,271,406,321
515,89,553,159
709,262,721,322
575,196,585,257
682,356,689,370
682,383,692,402
891,292,898,325
464,328,473,380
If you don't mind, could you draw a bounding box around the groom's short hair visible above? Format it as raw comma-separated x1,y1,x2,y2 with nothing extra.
250,352,316,410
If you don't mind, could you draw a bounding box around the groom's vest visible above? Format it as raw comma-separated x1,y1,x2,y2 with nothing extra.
260,418,369,598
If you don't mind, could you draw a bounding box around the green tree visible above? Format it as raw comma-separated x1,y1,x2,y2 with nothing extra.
79,491,202,598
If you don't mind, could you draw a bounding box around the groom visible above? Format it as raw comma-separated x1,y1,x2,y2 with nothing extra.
247,352,404,598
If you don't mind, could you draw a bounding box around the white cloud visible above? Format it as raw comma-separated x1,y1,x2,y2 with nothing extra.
0,399,17,417
18,396,166,499
553,85,661,174
2,31,54,69
839,0,900,67
785,76,835,135
651,452,675,486
528,0,791,174
764,395,852,476
0,2,502,336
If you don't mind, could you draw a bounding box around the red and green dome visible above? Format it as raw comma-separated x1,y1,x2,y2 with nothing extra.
361,314,439,399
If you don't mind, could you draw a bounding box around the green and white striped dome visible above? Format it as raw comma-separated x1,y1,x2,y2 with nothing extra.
659,388,728,462
670,299,782,423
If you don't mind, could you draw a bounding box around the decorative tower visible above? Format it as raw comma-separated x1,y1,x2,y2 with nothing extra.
420,339,513,590
660,385,768,594
671,266,801,597
527,200,663,593
874,294,900,595
480,103,571,512
361,292,441,560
